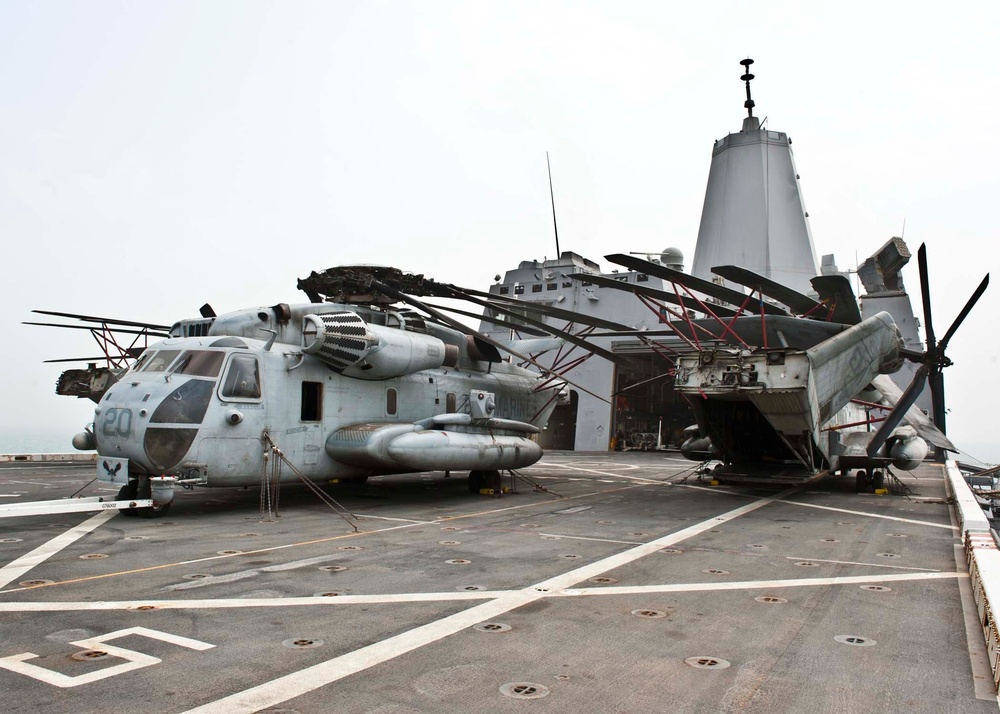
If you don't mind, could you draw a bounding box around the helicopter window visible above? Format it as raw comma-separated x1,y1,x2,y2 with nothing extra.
446,392,456,413
210,337,248,348
150,379,214,424
130,352,152,373
301,381,322,421
221,354,261,399
175,351,225,378
386,388,397,416
140,350,182,372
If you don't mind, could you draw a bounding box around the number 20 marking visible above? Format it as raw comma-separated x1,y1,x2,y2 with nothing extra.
101,408,133,438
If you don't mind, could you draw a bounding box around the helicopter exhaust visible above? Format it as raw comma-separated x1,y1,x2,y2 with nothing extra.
302,312,456,379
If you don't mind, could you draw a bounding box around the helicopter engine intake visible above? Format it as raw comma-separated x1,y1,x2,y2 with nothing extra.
302,312,451,379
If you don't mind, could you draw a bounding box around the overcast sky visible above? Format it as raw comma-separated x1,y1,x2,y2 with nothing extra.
1,1,997,462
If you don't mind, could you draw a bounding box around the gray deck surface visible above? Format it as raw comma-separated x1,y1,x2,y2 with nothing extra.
0,453,995,713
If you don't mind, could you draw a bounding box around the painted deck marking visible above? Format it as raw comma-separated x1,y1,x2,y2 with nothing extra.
0,510,117,589
180,490,792,713
783,556,939,572
559,571,965,597
783,500,957,530
0,626,213,688
0,571,968,613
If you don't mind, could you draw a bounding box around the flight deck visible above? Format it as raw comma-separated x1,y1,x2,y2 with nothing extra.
0,453,995,713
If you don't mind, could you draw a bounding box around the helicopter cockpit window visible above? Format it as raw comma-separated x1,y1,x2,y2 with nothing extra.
221,354,261,399
175,351,226,378
129,352,152,373
140,350,182,372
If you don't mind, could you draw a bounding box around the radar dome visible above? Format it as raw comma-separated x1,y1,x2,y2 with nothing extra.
661,247,684,271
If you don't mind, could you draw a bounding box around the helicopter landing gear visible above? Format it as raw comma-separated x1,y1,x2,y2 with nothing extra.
117,477,169,517
467,470,502,494
116,482,139,517
854,469,886,493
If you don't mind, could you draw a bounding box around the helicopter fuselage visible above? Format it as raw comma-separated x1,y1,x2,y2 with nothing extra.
88,302,560,493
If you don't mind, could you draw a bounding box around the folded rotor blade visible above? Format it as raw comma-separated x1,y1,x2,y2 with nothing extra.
444,283,634,332
369,280,610,404
866,365,928,457
570,273,738,318
420,302,549,337
430,287,633,368
809,275,862,325
604,254,789,316
31,310,171,331
23,322,171,338
711,265,822,315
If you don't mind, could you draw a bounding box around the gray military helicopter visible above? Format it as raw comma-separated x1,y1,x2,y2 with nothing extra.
31,266,594,517
593,244,988,488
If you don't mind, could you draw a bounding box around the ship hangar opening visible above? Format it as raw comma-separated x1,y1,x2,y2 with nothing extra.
538,343,695,452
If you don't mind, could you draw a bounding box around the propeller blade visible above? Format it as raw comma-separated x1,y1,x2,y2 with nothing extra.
917,244,936,349
368,280,611,404
866,365,928,457
939,273,989,351
928,369,947,435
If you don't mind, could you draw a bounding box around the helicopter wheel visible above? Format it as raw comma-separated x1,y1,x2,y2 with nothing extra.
855,470,869,493
116,482,139,517
467,471,485,494
484,470,502,491
135,478,171,519
871,469,885,490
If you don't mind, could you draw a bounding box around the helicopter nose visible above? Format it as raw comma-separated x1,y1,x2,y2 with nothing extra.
141,379,215,471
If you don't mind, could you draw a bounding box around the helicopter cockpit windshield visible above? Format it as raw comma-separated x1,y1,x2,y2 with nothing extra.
132,349,226,378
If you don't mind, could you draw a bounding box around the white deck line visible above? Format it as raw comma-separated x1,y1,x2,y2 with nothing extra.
0,510,118,589
180,489,794,713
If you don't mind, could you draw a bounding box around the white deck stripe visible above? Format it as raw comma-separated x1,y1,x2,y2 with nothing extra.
181,489,792,713
559,571,965,596
782,499,957,529
782,556,939,572
0,570,967,613
0,510,117,589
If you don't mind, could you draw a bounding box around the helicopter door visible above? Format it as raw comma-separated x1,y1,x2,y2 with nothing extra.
300,380,323,467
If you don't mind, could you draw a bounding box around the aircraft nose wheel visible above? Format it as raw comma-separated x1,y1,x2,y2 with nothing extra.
135,477,171,518
116,482,140,517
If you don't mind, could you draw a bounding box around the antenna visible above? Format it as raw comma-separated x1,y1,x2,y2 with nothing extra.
546,151,561,259
740,58,755,118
